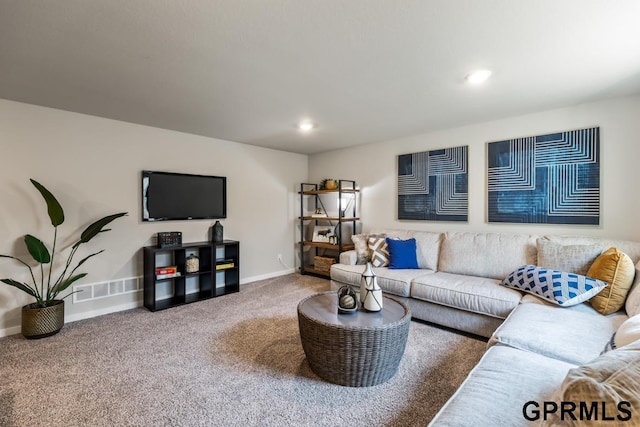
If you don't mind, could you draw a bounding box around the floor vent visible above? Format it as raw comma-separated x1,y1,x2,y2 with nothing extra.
72,276,142,303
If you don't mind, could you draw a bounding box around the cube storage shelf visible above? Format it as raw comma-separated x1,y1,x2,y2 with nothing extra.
143,240,239,311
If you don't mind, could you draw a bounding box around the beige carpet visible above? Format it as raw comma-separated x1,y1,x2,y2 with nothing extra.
0,274,486,426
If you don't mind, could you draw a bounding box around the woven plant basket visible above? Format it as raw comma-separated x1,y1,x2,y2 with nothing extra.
21,300,64,339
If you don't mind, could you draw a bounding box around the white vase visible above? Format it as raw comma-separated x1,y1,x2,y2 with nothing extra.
360,262,383,312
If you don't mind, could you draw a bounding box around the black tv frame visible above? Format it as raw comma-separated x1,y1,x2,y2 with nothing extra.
142,170,227,222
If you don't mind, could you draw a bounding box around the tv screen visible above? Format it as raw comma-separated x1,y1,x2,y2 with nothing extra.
142,171,227,221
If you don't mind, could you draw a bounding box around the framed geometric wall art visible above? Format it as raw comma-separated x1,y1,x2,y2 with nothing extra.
397,145,468,221
487,127,599,225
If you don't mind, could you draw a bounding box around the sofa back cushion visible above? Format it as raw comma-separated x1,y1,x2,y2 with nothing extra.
542,235,640,265
409,231,443,270
369,229,442,270
626,261,640,317
536,240,603,276
438,232,537,280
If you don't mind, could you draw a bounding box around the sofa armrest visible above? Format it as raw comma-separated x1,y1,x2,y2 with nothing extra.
339,250,357,265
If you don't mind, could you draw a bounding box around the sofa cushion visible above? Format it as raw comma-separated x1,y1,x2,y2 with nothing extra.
386,237,419,269
438,231,537,280
406,231,442,270
351,234,370,265
370,229,442,270
428,345,574,427
625,260,640,317
543,235,640,265
587,247,635,315
411,272,522,319
543,340,640,427
351,233,384,265
501,265,607,307
368,236,389,267
489,297,627,365
330,263,432,297
536,239,604,276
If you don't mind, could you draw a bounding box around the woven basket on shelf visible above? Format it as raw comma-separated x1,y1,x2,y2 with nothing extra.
314,256,336,272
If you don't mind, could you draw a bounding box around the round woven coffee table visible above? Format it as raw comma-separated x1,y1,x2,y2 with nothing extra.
297,291,411,387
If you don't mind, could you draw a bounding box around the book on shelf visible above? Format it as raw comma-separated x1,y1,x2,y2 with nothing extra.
215,258,235,270
156,272,182,280
155,266,177,276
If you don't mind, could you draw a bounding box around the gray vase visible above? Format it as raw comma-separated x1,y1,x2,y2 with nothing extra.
212,220,223,243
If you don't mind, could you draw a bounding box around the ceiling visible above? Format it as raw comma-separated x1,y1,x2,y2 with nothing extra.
1,1,640,155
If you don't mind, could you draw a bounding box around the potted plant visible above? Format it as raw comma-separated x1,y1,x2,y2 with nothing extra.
320,179,338,190
0,179,127,339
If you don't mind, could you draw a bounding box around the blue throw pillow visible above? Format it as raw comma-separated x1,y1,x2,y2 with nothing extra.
502,265,608,307
386,237,419,269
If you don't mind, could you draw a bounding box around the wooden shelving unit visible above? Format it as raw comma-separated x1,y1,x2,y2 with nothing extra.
298,180,359,278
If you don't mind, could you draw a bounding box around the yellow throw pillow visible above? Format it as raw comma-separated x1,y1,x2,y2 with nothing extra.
588,247,635,315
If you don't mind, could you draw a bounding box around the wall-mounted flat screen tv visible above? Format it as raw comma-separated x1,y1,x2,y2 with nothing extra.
142,170,227,221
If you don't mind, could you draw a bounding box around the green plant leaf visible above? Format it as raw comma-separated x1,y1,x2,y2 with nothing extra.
52,273,87,295
24,234,51,264
0,279,38,298
79,212,127,243
30,179,64,226
75,250,104,268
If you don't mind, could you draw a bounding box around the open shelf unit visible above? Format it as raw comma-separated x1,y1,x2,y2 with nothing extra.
298,180,359,278
143,240,239,311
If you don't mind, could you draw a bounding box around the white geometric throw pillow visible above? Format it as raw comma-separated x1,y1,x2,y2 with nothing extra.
368,236,389,267
501,265,608,307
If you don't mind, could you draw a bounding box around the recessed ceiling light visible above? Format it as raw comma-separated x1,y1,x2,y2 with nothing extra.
465,69,492,85
298,121,315,132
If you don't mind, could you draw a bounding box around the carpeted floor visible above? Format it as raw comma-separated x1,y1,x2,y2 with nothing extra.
0,274,486,426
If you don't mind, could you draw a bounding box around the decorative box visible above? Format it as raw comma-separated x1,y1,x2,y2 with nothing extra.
314,256,336,272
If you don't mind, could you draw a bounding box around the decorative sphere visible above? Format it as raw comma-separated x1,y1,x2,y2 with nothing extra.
339,294,355,309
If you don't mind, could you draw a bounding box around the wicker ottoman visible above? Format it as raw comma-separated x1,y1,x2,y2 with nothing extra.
297,291,411,387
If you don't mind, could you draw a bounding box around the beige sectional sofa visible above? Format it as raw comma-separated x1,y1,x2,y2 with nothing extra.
330,229,640,426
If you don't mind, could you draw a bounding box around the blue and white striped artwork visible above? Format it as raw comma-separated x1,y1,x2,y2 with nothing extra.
398,146,468,221
487,127,599,224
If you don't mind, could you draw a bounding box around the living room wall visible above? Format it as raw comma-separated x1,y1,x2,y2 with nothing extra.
0,99,307,336
309,95,640,242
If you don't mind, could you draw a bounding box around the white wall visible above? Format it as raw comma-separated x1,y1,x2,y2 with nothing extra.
0,100,307,335
309,96,640,241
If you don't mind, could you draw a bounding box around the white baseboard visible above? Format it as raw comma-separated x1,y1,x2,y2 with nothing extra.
64,301,143,323
0,269,297,338
0,325,21,338
0,301,143,338
240,268,295,284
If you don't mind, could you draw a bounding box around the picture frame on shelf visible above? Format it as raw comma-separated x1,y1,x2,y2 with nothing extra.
312,225,335,243
311,207,327,218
